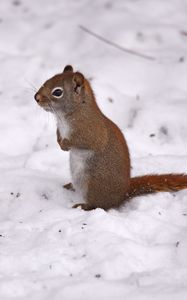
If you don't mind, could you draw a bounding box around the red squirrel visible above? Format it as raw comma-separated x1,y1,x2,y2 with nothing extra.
34,65,187,210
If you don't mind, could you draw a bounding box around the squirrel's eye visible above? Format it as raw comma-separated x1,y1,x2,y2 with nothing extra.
51,87,63,98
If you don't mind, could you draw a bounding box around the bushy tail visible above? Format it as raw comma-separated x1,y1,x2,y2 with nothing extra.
127,174,187,199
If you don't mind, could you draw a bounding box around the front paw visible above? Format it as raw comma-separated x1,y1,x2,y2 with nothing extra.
61,138,71,151
57,129,71,151
58,138,71,151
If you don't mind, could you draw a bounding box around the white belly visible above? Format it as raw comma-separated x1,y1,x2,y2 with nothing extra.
70,148,93,197
56,114,70,139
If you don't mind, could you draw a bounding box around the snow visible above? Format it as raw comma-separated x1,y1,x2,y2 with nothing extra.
0,0,187,299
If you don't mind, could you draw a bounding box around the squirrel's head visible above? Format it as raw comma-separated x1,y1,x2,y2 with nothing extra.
34,65,92,115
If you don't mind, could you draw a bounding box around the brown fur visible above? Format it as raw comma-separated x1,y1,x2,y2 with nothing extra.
34,65,187,210
127,174,187,198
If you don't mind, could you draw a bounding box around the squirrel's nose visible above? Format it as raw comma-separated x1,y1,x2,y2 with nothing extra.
34,93,41,103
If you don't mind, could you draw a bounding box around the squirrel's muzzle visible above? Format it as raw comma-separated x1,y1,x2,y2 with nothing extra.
34,92,41,103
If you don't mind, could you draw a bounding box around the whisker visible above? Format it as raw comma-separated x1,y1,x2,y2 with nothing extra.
24,87,36,93
24,78,38,92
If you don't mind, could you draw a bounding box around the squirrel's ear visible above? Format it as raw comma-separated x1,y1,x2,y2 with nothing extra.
73,72,84,94
63,65,73,73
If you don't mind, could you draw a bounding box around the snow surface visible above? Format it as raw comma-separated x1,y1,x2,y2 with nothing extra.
0,0,187,299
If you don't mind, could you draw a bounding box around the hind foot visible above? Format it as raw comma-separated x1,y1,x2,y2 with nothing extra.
72,203,95,211
63,183,75,191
